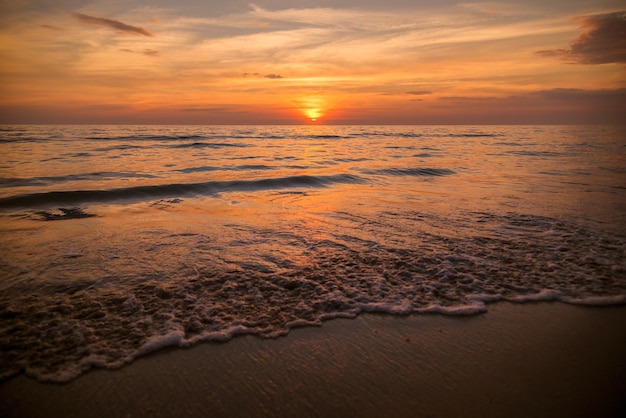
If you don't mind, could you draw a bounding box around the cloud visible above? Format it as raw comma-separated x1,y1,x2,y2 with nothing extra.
534,87,626,102
180,107,230,112
536,11,626,64
440,88,626,105
121,48,160,56
72,12,154,37
240,73,283,79
406,90,432,96
40,24,65,31
439,88,626,115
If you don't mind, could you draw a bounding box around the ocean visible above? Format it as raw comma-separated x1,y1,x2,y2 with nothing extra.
1,125,624,382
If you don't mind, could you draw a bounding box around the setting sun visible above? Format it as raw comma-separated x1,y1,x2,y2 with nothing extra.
304,110,321,122
298,96,327,122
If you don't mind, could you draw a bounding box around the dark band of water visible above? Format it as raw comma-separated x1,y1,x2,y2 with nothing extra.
0,174,366,209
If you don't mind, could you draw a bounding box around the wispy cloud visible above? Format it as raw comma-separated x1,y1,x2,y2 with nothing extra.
2,1,624,124
72,13,154,37
536,11,626,64
180,107,230,112
121,48,160,56
40,24,65,31
240,72,284,79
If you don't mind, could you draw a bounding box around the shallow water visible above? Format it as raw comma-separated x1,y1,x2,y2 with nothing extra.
1,125,625,382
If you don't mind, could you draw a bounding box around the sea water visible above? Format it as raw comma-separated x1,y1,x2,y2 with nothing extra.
1,125,624,382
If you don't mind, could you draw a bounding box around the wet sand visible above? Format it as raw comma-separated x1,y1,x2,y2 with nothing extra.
1,302,625,418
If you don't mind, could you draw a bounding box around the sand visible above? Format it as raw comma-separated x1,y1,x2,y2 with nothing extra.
1,302,625,418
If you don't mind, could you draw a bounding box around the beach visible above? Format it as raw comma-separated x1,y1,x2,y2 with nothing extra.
2,302,625,418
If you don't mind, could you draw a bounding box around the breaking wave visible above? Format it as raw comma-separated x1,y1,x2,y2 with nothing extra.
0,174,366,209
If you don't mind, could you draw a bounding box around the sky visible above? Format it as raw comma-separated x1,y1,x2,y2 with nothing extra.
0,0,624,124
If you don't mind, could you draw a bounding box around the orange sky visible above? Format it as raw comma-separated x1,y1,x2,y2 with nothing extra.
0,1,624,124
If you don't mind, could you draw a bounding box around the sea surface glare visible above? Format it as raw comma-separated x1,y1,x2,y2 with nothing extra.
0,125,624,382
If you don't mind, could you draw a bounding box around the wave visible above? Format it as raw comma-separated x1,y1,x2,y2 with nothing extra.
0,174,366,209
0,172,158,188
302,134,343,139
360,167,456,177
0,127,508,146
491,141,525,147
94,144,145,152
175,166,222,174
85,134,209,141
449,133,501,138
508,150,563,157
170,142,249,149
103,133,350,143
175,164,273,174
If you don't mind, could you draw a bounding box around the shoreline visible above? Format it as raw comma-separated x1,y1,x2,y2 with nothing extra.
2,301,625,418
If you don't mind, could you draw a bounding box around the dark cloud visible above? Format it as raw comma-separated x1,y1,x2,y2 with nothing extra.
534,49,560,59
406,90,432,96
40,24,64,31
435,88,626,124
181,107,231,112
72,12,153,37
534,87,626,101
121,48,160,56
536,11,626,64
439,88,626,106
241,73,284,79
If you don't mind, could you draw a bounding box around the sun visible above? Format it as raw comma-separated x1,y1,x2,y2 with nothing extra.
294,92,342,123
304,107,323,122
299,96,327,122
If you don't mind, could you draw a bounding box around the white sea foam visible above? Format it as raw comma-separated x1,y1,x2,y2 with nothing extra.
418,303,488,316
561,294,626,306
508,289,563,302
135,329,185,357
